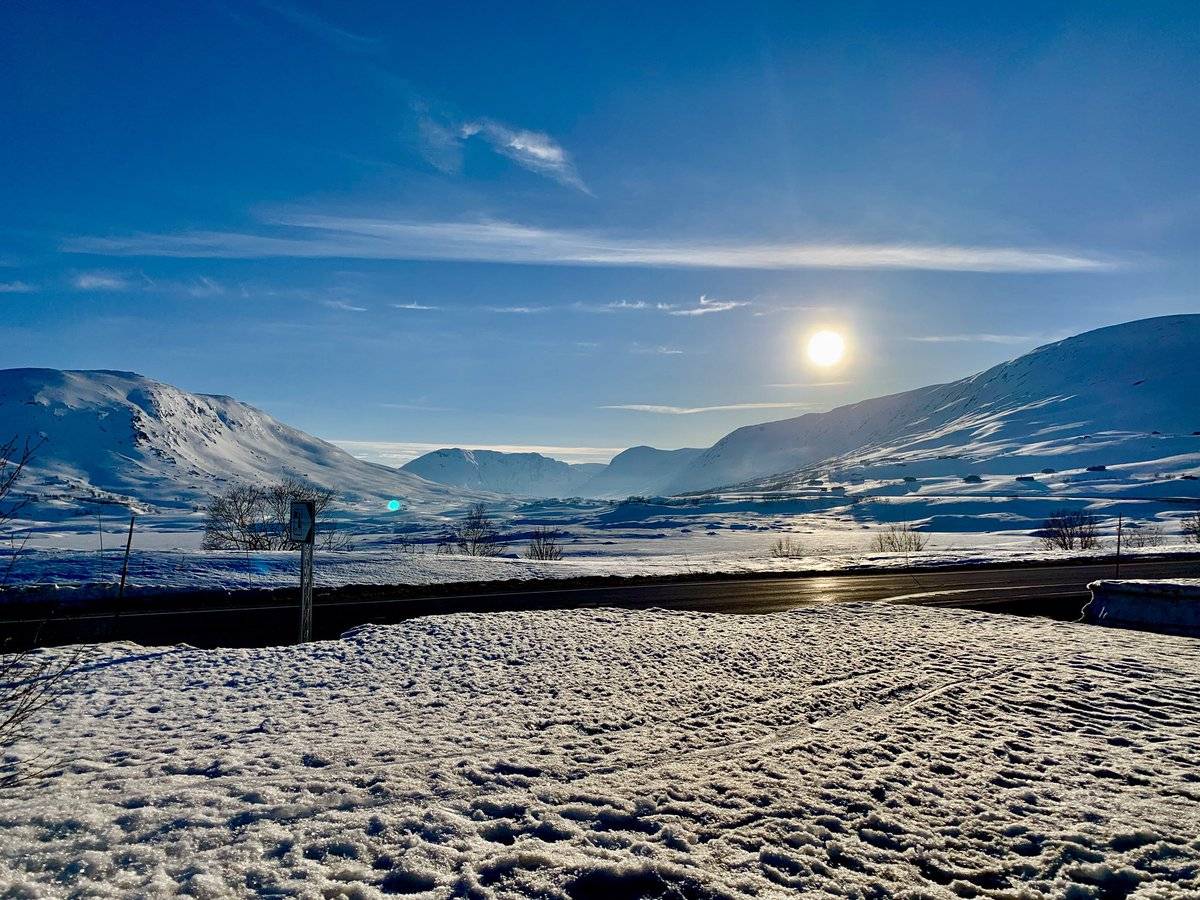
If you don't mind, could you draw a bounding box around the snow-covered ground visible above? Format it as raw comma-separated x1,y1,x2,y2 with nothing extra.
3,604,1198,897
5,542,1199,605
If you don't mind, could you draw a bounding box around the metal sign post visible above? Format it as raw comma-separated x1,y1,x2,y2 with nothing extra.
289,500,316,642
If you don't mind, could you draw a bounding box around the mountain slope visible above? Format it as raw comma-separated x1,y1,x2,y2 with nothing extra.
0,369,474,513
580,445,705,498
402,448,604,498
667,315,1200,493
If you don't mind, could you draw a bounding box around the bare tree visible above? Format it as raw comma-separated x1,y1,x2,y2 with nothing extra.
1,436,41,586
526,527,564,561
203,480,348,551
452,504,505,557
264,479,335,542
1123,524,1165,549
870,523,929,553
203,485,270,551
0,436,78,787
768,536,805,558
1182,512,1200,545
1038,509,1102,551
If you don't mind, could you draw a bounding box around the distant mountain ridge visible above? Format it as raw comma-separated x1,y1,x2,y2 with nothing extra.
0,368,475,514
401,445,706,499
401,448,605,498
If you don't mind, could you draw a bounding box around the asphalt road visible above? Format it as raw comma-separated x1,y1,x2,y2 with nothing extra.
5,556,1198,649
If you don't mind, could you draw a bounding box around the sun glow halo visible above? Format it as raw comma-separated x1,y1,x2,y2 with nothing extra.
806,330,846,367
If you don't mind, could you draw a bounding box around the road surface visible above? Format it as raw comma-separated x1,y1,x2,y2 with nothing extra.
4,556,1197,649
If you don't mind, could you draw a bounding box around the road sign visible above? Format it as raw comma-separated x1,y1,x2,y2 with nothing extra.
289,500,315,544
290,500,316,642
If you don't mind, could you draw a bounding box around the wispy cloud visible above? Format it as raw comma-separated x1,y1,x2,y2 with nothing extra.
185,276,224,298
258,1,379,53
334,440,623,465
68,217,1120,273
602,401,810,415
487,305,549,314
631,344,685,355
321,299,367,312
667,294,749,316
764,380,851,388
392,301,440,310
0,281,36,294
459,120,588,193
72,271,129,291
903,332,1061,344
377,402,452,412
414,100,587,193
573,299,654,313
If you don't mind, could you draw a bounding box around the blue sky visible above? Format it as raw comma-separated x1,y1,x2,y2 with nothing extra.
2,1,1197,463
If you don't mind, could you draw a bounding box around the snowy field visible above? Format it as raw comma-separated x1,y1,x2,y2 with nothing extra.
5,487,1199,603
5,542,1200,605
3,604,1199,897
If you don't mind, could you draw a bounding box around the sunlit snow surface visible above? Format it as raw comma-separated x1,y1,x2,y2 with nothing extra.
3,605,1199,897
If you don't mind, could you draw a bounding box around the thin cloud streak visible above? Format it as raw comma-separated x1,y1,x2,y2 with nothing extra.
668,294,748,316
602,402,811,415
903,332,1060,344
0,281,36,293
258,1,380,53
460,120,589,193
67,217,1121,273
321,299,367,312
764,381,851,388
72,271,129,291
392,301,440,310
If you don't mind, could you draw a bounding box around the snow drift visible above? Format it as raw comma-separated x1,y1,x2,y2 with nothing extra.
2,604,1197,896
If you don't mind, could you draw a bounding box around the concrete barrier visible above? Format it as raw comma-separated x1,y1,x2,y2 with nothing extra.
1086,579,1200,636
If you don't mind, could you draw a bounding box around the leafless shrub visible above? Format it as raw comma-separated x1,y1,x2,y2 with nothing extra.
1038,509,1102,551
1,644,78,788
768,536,805,558
1182,512,1200,545
525,527,564,561
451,504,505,557
319,523,355,552
202,479,345,551
1,436,41,586
870,523,929,553
1123,524,1165,549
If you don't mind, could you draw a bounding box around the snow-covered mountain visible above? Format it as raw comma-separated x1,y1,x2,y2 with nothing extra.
403,445,705,499
402,448,604,498
0,369,474,514
666,315,1200,493
580,445,705,498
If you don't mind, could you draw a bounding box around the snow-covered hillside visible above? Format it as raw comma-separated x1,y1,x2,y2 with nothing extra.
402,448,604,498
3,605,1198,897
0,369,473,514
580,444,704,498
668,315,1200,493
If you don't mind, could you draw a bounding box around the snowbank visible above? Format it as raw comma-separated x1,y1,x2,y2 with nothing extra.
1087,578,1200,635
2,604,1198,896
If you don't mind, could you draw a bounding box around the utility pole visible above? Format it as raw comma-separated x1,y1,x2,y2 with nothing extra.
1115,514,1123,579
118,512,135,600
289,501,316,642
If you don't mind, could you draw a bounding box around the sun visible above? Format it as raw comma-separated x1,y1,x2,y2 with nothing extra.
806,330,845,367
